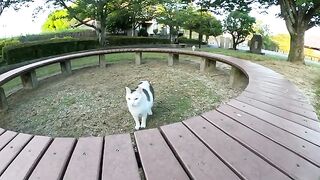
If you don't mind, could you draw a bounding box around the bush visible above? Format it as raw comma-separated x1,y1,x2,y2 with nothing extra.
178,37,206,45
18,29,97,42
2,36,171,65
3,38,99,65
106,36,170,46
137,28,149,37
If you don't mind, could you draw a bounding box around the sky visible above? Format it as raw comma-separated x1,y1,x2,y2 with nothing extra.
0,1,319,40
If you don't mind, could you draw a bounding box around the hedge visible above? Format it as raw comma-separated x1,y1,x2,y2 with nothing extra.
3,38,99,65
2,36,171,65
106,36,170,46
178,37,207,45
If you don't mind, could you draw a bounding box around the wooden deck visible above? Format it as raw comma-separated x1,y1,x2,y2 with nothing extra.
0,48,319,180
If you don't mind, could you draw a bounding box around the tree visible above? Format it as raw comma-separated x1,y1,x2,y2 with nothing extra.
155,0,187,41
178,5,198,39
256,0,320,64
47,0,130,46
106,9,132,34
127,0,159,36
0,0,32,16
253,22,279,51
42,9,72,32
224,11,256,50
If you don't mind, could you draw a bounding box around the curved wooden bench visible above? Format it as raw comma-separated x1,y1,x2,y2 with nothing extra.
0,48,319,180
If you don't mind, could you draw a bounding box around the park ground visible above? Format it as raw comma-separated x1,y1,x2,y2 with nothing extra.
0,48,319,137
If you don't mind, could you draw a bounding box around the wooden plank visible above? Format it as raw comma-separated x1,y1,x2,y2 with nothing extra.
246,86,309,103
218,105,320,167
0,131,17,151
0,133,33,175
63,137,103,180
232,98,320,132
0,129,4,136
244,89,314,110
241,91,315,112
161,122,240,180
202,110,320,180
228,99,320,146
237,95,318,123
29,138,76,180
0,136,52,180
240,92,318,121
183,116,290,180
134,129,189,180
102,134,140,180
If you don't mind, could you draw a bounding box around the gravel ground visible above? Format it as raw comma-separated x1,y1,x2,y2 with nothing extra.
0,60,241,137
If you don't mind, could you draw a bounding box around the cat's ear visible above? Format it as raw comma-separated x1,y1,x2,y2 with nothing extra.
137,87,143,93
125,87,131,95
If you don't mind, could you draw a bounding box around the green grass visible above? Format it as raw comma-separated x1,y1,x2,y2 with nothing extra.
200,48,287,62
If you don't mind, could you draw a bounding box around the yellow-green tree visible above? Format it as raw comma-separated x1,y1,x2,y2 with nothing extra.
42,9,72,32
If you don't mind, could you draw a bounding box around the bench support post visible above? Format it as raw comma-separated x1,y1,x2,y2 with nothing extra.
60,60,72,75
230,66,247,88
135,52,142,65
21,70,38,89
200,58,216,72
0,87,8,111
99,54,107,68
168,53,179,66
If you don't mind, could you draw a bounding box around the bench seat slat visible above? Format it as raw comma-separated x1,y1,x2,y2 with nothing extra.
29,138,76,180
0,131,17,151
0,133,32,175
102,134,140,180
63,137,103,180
236,95,319,124
240,93,318,121
0,136,52,180
228,99,320,146
161,123,240,180
217,105,320,167
241,91,315,112
183,116,290,180
135,128,189,180
202,111,320,180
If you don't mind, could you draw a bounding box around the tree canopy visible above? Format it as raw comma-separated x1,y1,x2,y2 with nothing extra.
42,9,73,32
224,10,256,50
0,0,32,16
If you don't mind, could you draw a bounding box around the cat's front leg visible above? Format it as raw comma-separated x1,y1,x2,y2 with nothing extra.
140,114,148,129
133,116,140,130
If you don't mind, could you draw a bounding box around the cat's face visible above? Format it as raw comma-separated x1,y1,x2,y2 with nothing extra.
126,87,143,107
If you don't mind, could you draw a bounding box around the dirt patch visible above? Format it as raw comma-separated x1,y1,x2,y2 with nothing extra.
0,60,241,137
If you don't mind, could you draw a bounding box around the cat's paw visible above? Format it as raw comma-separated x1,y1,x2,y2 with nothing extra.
148,110,153,115
135,125,140,130
140,124,146,129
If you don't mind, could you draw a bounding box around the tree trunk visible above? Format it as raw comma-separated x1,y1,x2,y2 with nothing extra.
206,35,209,43
189,30,192,39
232,35,237,50
198,33,202,49
288,27,305,64
99,19,106,46
169,25,173,42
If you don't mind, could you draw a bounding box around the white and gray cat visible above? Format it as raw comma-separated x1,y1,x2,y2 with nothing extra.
125,81,154,130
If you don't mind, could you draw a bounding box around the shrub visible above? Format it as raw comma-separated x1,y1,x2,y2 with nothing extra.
107,36,170,46
3,38,99,65
2,36,171,65
137,28,149,37
178,37,206,45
